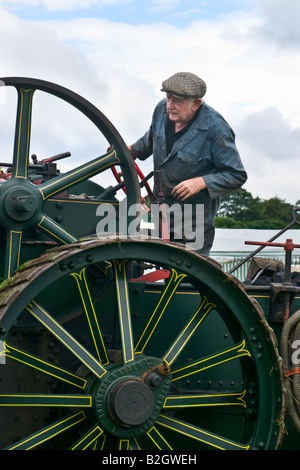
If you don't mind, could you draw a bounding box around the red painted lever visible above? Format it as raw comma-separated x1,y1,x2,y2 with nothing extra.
245,239,300,252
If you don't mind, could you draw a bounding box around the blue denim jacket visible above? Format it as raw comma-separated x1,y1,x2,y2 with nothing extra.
131,99,247,254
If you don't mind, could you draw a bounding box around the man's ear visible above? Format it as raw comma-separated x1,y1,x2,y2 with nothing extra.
192,98,202,112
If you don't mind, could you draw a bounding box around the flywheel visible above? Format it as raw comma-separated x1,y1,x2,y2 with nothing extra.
0,77,140,280
0,237,284,450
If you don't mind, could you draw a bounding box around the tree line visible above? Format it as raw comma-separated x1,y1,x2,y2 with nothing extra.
215,188,298,229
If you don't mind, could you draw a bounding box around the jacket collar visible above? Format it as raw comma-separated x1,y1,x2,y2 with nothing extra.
195,102,210,130
160,101,210,164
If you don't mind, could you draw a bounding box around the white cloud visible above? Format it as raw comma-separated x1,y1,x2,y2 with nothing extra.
236,108,300,204
0,3,300,205
237,108,300,162
0,0,132,11
252,0,300,48
149,0,180,13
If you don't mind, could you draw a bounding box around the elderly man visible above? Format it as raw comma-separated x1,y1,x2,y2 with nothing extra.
129,72,247,255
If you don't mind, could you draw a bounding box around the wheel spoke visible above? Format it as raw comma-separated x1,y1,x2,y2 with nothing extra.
6,411,86,450
71,268,110,365
163,391,246,409
12,87,35,180
135,269,187,353
156,414,249,450
5,229,23,278
163,296,216,366
118,439,130,450
146,426,173,450
4,341,87,389
69,424,104,450
37,214,78,244
26,300,108,379
171,340,251,381
0,393,92,407
129,438,141,450
113,260,134,364
93,434,107,449
38,149,120,200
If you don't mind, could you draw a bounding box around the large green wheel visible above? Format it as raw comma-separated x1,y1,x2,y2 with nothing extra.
0,78,140,280
0,238,284,450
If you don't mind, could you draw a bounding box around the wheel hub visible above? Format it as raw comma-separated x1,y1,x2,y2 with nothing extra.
108,379,155,426
93,356,172,438
3,186,39,222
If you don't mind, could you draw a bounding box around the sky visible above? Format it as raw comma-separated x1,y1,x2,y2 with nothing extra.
0,0,300,206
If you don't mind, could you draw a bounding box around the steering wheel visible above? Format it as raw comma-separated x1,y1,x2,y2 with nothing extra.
111,161,153,211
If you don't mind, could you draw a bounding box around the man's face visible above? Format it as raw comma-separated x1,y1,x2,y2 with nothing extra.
166,93,201,126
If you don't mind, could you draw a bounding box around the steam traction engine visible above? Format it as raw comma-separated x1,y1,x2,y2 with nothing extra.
0,77,298,450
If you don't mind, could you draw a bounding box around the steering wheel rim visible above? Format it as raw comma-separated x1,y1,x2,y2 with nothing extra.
111,161,153,210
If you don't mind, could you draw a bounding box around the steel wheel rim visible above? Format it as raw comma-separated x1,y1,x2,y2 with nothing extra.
0,238,284,450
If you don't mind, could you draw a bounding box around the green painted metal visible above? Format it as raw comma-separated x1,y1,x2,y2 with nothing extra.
7,411,86,450
112,259,136,364
26,300,108,379
4,341,88,389
0,77,140,281
0,76,299,451
0,238,283,450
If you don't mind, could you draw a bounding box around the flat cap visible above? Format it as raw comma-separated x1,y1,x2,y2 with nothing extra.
161,72,207,99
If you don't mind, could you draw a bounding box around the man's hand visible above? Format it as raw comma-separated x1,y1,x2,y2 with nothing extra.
127,145,136,159
107,144,136,160
171,177,207,201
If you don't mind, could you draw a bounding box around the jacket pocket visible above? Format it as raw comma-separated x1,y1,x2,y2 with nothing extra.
177,150,204,165
167,153,207,183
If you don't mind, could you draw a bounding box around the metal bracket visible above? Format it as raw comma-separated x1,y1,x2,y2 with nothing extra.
243,238,300,323
268,282,298,323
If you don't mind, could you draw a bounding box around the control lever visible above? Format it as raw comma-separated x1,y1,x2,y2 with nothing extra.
31,151,71,164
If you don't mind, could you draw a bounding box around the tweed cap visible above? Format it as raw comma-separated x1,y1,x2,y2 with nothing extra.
161,72,207,99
